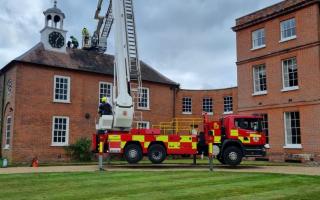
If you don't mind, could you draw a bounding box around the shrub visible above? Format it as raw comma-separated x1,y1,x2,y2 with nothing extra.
65,137,93,162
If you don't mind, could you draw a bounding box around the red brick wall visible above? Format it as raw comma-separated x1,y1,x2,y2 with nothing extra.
175,88,238,121
137,82,176,127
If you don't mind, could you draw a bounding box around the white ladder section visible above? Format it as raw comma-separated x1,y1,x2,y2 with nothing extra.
123,0,143,125
98,1,113,53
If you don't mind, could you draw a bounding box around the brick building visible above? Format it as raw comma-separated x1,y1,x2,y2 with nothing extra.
233,0,320,162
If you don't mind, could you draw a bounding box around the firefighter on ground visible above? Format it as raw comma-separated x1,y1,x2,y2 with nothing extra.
82,27,90,47
99,97,113,116
70,36,79,49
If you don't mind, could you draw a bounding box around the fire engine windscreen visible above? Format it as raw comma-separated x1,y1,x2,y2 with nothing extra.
234,118,262,132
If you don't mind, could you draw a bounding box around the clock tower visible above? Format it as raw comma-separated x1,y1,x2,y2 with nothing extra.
40,0,67,53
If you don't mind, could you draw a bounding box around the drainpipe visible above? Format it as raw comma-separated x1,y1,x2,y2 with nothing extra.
172,84,180,119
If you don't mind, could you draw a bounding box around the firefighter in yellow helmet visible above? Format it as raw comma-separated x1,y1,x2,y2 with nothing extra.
99,97,112,116
82,27,90,47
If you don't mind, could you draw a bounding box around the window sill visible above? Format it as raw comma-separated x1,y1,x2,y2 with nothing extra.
137,107,151,111
205,112,213,115
283,144,302,149
51,144,69,147
182,112,192,115
223,111,233,115
264,144,270,149
252,91,267,96
281,86,299,92
53,100,71,104
279,36,297,43
251,45,266,51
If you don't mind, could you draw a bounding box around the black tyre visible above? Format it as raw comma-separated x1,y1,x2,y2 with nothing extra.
223,146,243,166
124,144,143,164
217,156,226,165
148,144,167,164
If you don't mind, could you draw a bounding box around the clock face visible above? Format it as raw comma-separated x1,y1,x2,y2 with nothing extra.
48,31,65,48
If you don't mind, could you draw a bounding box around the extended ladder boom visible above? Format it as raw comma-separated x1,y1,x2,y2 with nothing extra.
96,0,142,130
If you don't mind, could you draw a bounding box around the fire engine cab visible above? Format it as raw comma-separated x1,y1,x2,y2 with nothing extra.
90,0,266,167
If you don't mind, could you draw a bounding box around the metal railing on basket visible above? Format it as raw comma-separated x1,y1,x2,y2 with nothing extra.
153,118,203,135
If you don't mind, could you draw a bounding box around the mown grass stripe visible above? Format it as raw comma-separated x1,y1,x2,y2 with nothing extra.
0,172,319,200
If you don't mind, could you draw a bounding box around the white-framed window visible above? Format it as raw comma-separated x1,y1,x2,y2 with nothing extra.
138,87,150,109
4,116,12,149
54,75,71,103
99,82,113,103
253,64,267,95
284,111,301,148
137,121,150,129
182,97,192,114
280,18,296,41
252,28,265,49
223,96,233,114
282,57,298,91
52,116,69,146
260,114,269,145
203,98,213,114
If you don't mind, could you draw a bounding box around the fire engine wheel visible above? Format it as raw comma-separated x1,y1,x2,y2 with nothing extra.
124,144,143,164
148,144,167,164
223,146,243,166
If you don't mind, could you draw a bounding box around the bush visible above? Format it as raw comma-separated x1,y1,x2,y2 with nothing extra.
65,138,93,162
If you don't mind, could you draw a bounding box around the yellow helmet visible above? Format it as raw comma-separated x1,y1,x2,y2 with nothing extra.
101,97,107,103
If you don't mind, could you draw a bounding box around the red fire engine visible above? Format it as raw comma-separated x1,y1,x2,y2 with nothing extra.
92,114,266,166
90,0,266,168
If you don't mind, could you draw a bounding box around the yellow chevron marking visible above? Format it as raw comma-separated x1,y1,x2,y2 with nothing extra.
168,142,180,149
230,130,239,137
180,136,192,142
214,136,221,143
133,135,145,142
144,142,150,148
156,135,168,142
109,135,121,141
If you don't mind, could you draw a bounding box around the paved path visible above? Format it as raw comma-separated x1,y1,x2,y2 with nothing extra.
0,164,319,176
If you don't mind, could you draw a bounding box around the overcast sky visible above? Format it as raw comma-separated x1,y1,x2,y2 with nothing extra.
0,0,281,89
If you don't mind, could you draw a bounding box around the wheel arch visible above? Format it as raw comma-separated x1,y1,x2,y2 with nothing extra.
221,139,245,156
124,141,143,151
148,141,166,151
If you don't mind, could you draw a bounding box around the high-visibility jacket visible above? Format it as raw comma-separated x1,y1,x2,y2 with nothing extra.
82,28,90,37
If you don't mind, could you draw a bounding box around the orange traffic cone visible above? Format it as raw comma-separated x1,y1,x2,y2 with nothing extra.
31,157,39,167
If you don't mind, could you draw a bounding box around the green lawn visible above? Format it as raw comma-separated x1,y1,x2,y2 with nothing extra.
0,171,319,200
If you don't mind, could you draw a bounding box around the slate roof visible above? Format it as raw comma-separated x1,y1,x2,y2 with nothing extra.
4,43,179,86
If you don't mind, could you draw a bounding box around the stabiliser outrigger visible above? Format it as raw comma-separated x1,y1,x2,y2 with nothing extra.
90,0,267,170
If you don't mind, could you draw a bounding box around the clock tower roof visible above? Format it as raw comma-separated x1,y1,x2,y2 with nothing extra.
44,0,65,18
